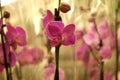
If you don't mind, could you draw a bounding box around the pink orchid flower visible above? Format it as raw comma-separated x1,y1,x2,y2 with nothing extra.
18,47,44,66
0,43,16,72
6,24,27,50
83,20,115,59
83,22,100,48
43,10,76,46
30,47,44,63
44,64,65,80
45,21,75,46
17,47,34,66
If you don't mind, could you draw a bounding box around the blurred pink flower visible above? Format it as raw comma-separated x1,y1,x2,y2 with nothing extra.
76,28,86,40
88,57,113,80
17,47,34,66
44,64,65,80
83,31,99,48
98,20,109,39
17,47,44,66
77,41,89,68
43,10,76,46
100,44,112,59
0,43,16,72
6,24,27,50
83,20,115,59
30,47,44,63
83,22,99,48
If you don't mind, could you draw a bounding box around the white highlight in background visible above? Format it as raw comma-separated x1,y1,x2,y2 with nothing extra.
1,0,16,6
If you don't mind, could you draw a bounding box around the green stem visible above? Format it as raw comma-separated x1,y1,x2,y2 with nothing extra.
115,7,119,80
54,45,60,80
15,65,22,80
9,52,13,80
58,0,61,9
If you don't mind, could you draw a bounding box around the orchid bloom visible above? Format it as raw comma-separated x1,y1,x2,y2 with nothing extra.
6,24,27,50
17,47,34,66
83,22,100,48
43,10,76,46
17,47,44,66
0,43,16,72
83,20,115,59
44,64,65,80
30,47,44,63
88,57,113,80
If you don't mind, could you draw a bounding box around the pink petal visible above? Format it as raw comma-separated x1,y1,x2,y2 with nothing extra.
8,51,16,66
109,30,116,49
77,41,89,68
98,20,109,39
6,24,17,36
62,24,76,45
89,22,97,33
100,45,112,59
45,21,64,40
76,28,86,40
83,32,99,47
43,10,54,28
18,47,34,66
6,25,17,45
30,47,44,63
0,65,4,72
16,27,27,46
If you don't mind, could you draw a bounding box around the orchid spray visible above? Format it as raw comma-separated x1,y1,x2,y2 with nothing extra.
43,1,75,80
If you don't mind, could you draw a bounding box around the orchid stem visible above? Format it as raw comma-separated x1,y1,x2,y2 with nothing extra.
54,45,60,80
58,0,61,9
100,61,104,80
89,46,100,64
0,2,10,80
15,65,22,80
115,3,119,80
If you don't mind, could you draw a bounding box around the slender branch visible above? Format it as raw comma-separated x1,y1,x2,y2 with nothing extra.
58,0,61,9
88,46,100,64
15,65,23,80
100,61,104,80
115,3,119,80
54,45,60,80
8,52,13,80
0,2,10,80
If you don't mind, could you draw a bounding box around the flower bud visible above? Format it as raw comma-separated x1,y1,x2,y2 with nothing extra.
3,11,10,19
59,2,71,13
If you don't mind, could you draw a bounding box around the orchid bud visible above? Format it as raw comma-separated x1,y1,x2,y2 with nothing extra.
59,2,71,13
3,11,10,19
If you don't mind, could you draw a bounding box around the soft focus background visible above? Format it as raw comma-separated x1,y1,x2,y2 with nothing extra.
0,0,120,80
